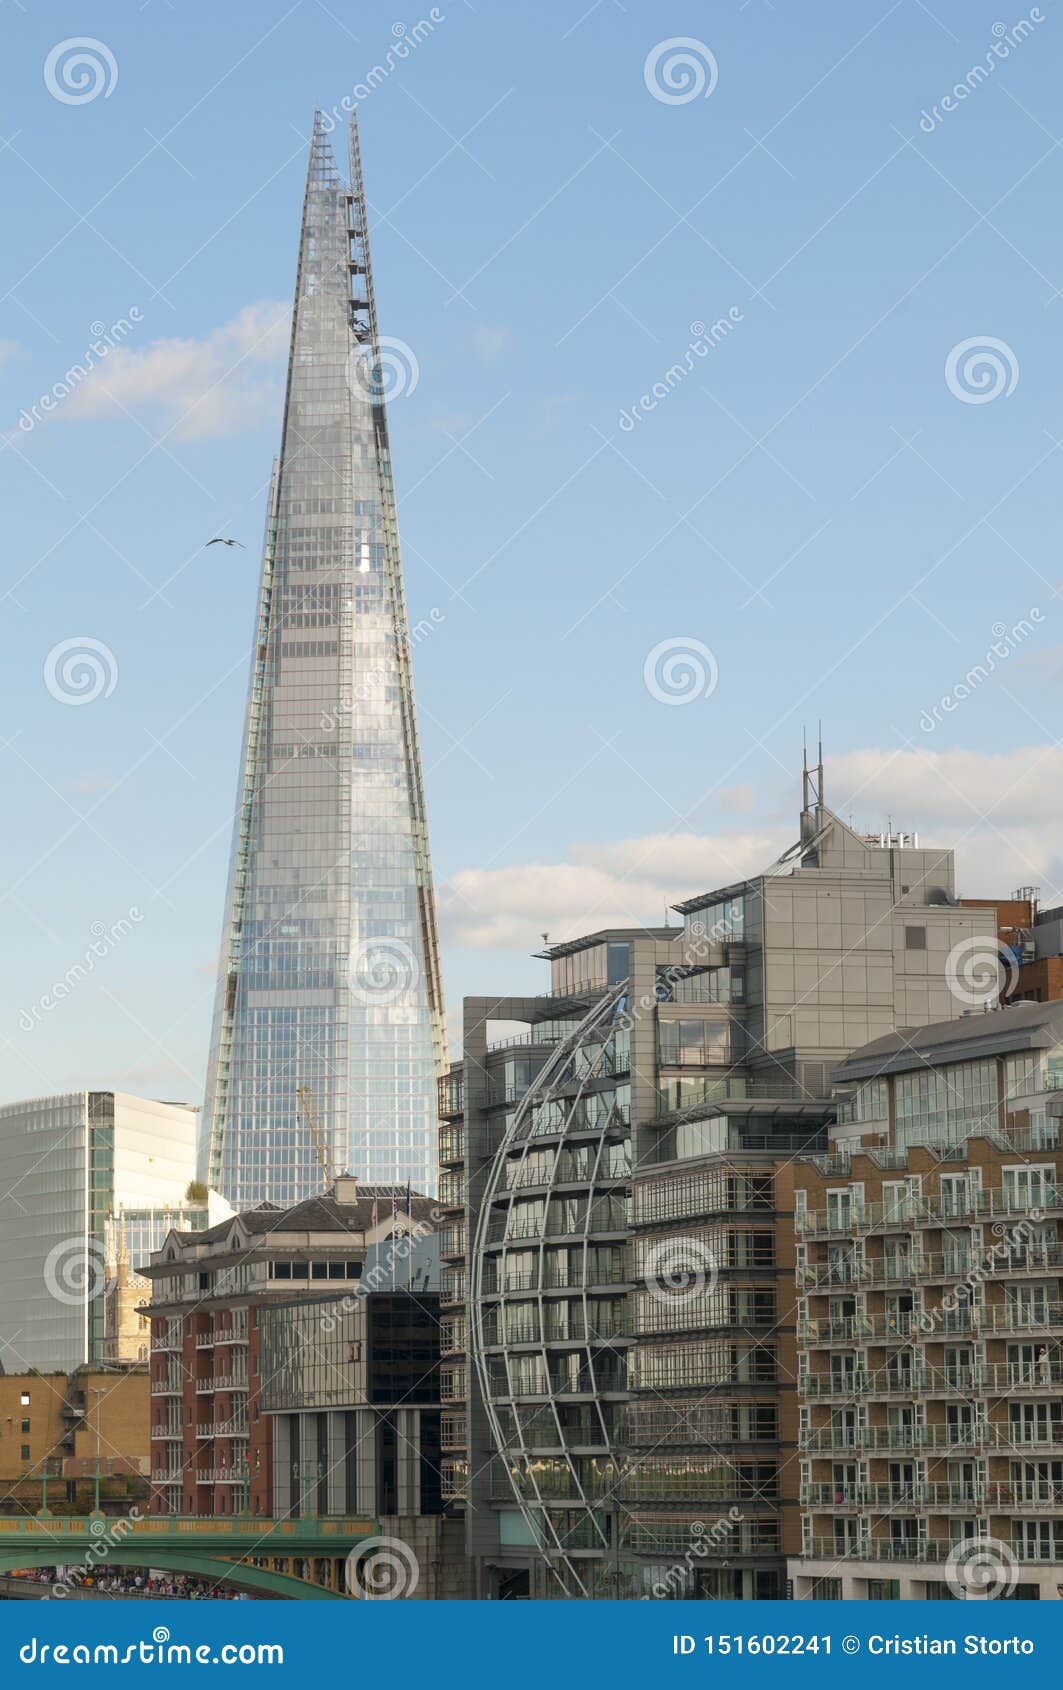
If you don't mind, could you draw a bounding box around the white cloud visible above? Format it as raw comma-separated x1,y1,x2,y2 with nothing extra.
0,340,24,373
830,744,1063,901
830,745,1063,829
442,745,1063,954
441,828,781,951
61,301,290,439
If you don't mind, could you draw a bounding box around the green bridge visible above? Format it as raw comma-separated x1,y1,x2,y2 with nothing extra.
0,1515,381,1599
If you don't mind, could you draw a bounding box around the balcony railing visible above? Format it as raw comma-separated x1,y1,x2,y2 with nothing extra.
622,1521,781,1557
799,1305,1063,1342
438,1126,465,1164
800,1363,1063,1400
797,1187,1063,1237
804,1537,949,1564
800,1422,1063,1453
801,1480,1063,1511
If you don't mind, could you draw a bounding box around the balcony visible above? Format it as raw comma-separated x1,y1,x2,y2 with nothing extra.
797,1186,1063,1238
801,1422,1063,1453
440,1366,467,1403
1012,1538,1063,1563
438,1173,466,1209
441,1319,467,1356
801,1481,1036,1513
799,1425,941,1453
440,1459,468,1502
438,1126,465,1164
797,1261,869,1290
440,1413,466,1452
805,1537,949,1563
622,1521,781,1558
798,1315,916,1345
980,1302,1063,1335
799,1364,1052,1401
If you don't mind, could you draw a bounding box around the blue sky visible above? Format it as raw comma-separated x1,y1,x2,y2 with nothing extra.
2,0,1063,1103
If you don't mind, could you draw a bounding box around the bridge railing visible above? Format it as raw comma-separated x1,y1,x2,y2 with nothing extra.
0,1516,375,1542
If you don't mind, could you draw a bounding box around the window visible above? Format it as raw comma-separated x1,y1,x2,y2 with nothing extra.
905,925,927,951
852,1078,888,1123
20,1420,29,1433
19,1393,29,1407
20,1445,29,1461
606,942,630,985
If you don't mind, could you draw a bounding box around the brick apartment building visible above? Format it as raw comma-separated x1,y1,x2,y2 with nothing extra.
791,998,1063,1599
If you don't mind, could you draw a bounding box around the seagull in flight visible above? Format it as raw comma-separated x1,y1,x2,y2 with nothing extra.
206,537,245,549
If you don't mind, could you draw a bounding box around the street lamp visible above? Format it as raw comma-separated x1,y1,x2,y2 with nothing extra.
39,1457,61,1518
236,1452,260,1516
88,1386,105,1517
292,1459,323,1518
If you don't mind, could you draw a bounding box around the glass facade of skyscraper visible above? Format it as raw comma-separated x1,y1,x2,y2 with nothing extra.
0,1091,199,1372
201,115,445,1206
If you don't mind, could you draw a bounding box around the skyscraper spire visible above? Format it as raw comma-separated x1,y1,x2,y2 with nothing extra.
201,113,446,1207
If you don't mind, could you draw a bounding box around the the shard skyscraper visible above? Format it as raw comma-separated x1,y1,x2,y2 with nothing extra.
201,114,446,1208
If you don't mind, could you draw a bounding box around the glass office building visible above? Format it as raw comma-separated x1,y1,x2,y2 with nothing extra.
201,113,445,1206
0,1091,199,1371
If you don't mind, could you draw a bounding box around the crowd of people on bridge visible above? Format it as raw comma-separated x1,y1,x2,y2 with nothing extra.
6,1568,255,1599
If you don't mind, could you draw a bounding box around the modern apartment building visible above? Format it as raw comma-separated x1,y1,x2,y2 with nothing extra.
0,1092,199,1371
201,110,445,1208
790,998,1063,1600
441,769,990,1597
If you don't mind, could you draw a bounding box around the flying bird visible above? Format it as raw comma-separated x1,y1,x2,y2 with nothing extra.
206,537,245,549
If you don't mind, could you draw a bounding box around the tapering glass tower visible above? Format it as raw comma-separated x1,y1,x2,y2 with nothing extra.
201,113,446,1207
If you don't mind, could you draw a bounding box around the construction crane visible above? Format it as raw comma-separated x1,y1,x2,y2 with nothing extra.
296,1086,337,1185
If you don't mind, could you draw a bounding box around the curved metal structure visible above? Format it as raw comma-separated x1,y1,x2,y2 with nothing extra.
469,985,632,1597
